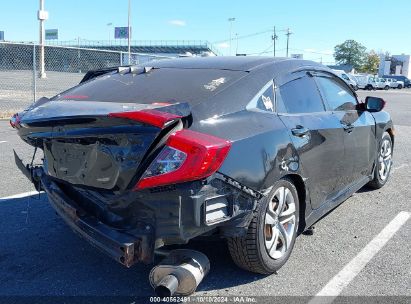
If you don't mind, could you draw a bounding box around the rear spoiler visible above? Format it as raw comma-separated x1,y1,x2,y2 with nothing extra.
80,66,121,83
80,65,156,84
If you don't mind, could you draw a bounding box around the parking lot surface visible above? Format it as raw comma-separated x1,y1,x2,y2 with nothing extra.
0,90,410,301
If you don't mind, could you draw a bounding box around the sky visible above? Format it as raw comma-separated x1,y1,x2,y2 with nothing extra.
1,0,411,64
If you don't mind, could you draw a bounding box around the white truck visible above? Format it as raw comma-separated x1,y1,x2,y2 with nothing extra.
332,69,358,90
375,78,390,90
352,74,377,90
385,78,404,89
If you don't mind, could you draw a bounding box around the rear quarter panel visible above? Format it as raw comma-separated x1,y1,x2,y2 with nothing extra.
191,110,299,192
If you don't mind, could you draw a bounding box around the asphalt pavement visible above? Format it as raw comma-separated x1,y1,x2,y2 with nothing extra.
0,90,410,302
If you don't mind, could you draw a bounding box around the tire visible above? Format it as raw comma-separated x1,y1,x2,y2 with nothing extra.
227,178,299,274
384,85,389,90
367,132,393,189
398,85,403,89
366,85,372,90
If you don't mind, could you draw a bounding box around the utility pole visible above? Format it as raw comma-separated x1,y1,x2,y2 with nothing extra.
285,28,292,57
38,0,48,78
228,17,236,56
235,33,239,55
127,0,131,64
271,26,278,57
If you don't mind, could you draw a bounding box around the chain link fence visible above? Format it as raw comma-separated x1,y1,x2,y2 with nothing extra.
0,42,171,117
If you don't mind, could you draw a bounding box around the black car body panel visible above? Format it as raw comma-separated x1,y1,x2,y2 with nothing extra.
12,57,394,267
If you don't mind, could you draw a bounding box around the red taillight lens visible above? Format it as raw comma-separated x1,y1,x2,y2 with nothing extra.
108,109,181,128
9,113,20,128
135,129,231,190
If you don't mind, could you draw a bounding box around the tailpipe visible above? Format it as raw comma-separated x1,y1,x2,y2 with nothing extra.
150,249,210,296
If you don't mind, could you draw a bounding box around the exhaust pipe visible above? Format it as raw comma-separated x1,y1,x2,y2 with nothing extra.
150,249,210,296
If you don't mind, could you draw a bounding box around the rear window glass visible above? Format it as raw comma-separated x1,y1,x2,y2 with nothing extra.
54,68,247,105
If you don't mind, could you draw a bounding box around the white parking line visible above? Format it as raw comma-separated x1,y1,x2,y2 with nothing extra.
309,211,410,304
0,190,44,201
392,163,409,172
0,141,7,144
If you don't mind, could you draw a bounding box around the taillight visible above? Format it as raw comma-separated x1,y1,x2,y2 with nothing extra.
135,129,231,190
108,109,181,128
10,113,20,128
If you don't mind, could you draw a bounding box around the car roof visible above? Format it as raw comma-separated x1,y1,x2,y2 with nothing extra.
150,56,323,73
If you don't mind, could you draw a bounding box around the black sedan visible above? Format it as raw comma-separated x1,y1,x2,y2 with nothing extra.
11,57,393,276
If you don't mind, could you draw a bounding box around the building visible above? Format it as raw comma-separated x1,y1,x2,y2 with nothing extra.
45,40,220,58
378,54,411,78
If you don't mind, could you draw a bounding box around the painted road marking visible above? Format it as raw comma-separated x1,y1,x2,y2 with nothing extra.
309,211,410,304
0,141,7,144
0,191,44,201
392,163,409,172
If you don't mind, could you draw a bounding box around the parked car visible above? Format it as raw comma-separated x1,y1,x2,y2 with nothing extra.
382,75,411,88
332,69,358,90
375,78,390,90
10,57,394,280
352,74,377,90
385,78,404,89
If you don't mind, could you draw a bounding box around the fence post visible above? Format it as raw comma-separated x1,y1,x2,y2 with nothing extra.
120,52,123,66
33,43,37,103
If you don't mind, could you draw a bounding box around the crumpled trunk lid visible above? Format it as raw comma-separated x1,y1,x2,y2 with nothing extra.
16,99,190,191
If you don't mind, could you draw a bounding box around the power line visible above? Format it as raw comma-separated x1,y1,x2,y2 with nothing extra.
213,28,272,44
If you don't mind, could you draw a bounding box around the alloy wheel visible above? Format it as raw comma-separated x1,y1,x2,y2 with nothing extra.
378,138,392,181
264,186,296,260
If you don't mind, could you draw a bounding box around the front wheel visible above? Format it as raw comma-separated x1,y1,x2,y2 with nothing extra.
367,132,393,189
227,178,299,274
384,85,390,90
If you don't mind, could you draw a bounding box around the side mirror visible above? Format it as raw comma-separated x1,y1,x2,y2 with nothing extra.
365,96,385,112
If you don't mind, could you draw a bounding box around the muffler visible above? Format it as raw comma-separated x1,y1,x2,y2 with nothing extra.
149,249,210,297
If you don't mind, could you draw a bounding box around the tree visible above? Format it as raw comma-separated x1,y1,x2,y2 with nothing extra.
359,50,380,74
334,40,367,70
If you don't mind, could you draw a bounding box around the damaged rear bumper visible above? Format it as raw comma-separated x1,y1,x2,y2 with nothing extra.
41,175,154,267
14,151,259,268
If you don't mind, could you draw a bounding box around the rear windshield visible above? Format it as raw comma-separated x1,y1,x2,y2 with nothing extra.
54,68,247,106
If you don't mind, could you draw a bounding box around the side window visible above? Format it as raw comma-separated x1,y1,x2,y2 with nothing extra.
315,76,357,111
279,76,325,114
246,81,275,112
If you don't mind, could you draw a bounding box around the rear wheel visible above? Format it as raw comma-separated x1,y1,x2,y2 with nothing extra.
227,178,299,274
398,84,403,89
384,85,390,90
368,132,393,189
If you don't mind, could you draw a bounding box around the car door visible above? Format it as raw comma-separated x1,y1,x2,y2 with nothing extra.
314,73,376,185
276,71,346,209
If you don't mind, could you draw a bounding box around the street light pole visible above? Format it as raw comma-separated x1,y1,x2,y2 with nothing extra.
127,0,131,64
107,22,113,45
38,0,47,78
228,17,235,56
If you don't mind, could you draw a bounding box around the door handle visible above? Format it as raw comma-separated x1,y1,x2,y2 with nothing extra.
291,125,309,137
